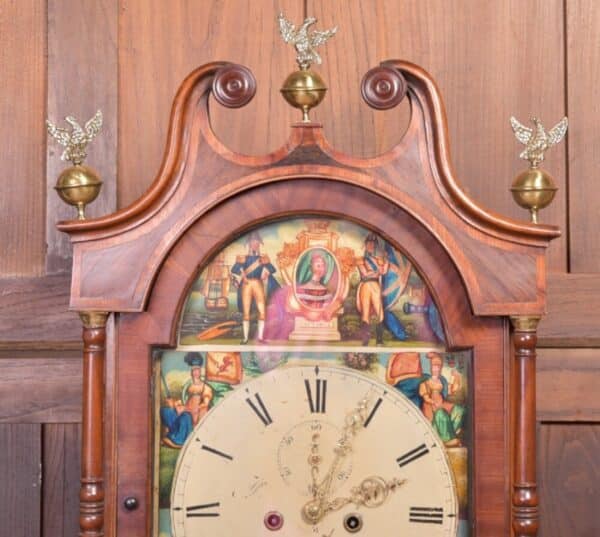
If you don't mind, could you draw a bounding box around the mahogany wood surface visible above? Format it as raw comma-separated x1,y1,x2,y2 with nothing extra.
0,352,82,423
55,60,560,537
0,3,598,537
116,1,567,267
2,272,596,350
536,348,600,421
46,0,118,274
80,317,108,536
0,0,46,276
113,179,508,536
117,0,302,206
565,0,600,272
511,322,540,536
538,424,600,537
0,274,80,350
43,423,82,537
310,0,567,271
0,424,42,536
59,62,558,319
540,273,600,347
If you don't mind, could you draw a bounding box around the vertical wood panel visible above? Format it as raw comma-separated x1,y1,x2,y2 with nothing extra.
0,424,42,536
311,0,567,270
0,355,82,424
118,0,302,207
537,348,600,421
565,0,600,272
46,0,118,273
309,0,411,157
0,0,46,276
538,424,600,537
42,424,81,537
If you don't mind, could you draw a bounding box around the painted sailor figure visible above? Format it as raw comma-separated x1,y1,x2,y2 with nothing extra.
231,231,279,344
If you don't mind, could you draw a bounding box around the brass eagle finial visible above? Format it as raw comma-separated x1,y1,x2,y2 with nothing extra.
46,110,103,166
278,12,337,70
510,116,568,168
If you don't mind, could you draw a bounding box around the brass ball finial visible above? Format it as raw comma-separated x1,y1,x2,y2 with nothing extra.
281,69,327,122
510,167,557,224
509,116,567,223
54,165,103,220
46,110,103,220
277,12,337,122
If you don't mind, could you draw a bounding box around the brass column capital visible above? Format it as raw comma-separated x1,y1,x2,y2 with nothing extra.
79,311,109,329
510,316,541,332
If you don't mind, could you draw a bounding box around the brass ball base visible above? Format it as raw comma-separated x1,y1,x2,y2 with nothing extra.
55,164,103,220
510,167,557,224
281,68,327,122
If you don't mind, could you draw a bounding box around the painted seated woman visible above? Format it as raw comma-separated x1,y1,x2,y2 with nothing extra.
161,352,214,448
160,398,193,449
419,352,465,447
180,353,214,426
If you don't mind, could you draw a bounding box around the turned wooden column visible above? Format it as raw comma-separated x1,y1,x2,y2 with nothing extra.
79,311,109,537
510,316,541,537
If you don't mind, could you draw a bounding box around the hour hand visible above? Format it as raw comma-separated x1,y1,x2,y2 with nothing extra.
323,475,406,514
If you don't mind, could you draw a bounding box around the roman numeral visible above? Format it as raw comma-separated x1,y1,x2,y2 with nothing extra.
409,506,444,524
304,378,327,413
396,443,430,467
186,502,220,517
246,393,273,426
200,444,233,461
363,397,382,427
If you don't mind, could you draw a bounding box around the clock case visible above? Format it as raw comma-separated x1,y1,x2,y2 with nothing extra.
58,60,559,537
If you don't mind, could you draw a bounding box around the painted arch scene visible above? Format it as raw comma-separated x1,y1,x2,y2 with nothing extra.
179,217,446,348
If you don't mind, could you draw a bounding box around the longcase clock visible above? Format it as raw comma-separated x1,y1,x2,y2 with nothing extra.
59,58,559,537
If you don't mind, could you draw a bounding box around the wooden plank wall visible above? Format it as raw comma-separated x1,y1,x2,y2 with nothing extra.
0,1,598,536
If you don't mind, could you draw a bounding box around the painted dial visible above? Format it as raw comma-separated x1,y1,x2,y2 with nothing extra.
170,365,458,536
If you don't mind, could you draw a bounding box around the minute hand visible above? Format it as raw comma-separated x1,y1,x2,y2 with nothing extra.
301,398,369,525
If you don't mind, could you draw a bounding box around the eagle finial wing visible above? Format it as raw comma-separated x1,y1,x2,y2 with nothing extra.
278,13,296,43
46,120,71,147
510,116,533,146
547,116,568,146
85,110,103,142
310,26,338,49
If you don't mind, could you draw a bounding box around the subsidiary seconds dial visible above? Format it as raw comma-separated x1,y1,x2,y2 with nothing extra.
170,365,458,536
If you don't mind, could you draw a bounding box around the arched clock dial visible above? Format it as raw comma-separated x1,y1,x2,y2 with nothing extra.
170,365,458,536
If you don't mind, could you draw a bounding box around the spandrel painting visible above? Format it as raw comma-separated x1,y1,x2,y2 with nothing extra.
179,218,445,347
155,217,472,537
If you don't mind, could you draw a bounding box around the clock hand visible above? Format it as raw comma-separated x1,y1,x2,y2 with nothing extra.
322,475,407,515
307,431,322,500
301,397,370,525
